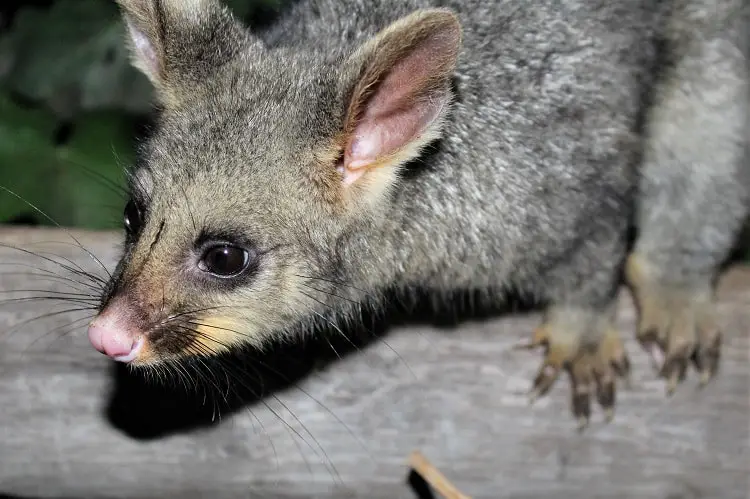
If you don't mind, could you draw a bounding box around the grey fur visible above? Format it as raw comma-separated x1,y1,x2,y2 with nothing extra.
634,0,749,284
105,0,749,421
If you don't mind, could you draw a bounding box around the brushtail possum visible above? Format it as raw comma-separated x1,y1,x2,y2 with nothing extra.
88,0,749,428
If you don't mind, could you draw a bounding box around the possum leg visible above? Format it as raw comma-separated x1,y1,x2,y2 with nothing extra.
518,205,634,429
627,13,749,393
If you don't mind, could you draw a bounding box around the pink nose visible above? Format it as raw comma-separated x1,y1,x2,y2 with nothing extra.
88,322,143,363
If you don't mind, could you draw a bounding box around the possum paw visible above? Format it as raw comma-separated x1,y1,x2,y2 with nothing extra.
517,313,630,430
625,254,721,394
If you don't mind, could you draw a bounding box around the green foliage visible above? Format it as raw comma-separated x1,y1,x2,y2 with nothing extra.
0,0,281,229
0,93,134,229
0,0,153,117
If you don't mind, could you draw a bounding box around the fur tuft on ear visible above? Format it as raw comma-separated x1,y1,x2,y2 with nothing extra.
337,8,462,201
116,0,256,106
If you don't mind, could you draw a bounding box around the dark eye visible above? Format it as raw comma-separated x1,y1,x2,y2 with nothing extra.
123,200,141,235
198,245,250,277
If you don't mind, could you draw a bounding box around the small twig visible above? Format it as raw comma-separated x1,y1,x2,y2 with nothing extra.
408,451,472,499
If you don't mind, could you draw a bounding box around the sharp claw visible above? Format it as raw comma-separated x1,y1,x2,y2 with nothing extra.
597,381,615,411
661,350,690,394
522,324,627,426
531,363,560,399
698,351,718,385
628,268,722,397
572,391,590,423
603,408,614,423
666,369,680,395
531,378,555,399
696,339,721,385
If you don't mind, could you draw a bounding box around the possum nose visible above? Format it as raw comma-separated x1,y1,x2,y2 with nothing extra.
88,321,144,362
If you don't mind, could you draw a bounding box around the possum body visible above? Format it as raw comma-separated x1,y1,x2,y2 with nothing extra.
87,0,750,426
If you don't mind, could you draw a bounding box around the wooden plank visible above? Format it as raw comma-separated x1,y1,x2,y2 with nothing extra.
0,227,748,499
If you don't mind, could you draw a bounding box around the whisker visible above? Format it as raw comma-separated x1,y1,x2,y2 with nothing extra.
0,185,113,280
20,242,108,284
299,282,359,306
1,306,98,338
178,182,198,233
24,313,97,354
0,269,98,294
294,274,369,297
0,296,100,307
66,158,128,198
0,289,98,298
180,341,282,480
297,291,364,353
163,305,242,324
176,315,372,465
297,289,414,382
178,319,258,342
0,243,106,290
170,324,339,481
199,354,310,483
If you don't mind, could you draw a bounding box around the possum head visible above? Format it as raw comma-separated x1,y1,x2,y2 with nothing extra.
87,0,461,366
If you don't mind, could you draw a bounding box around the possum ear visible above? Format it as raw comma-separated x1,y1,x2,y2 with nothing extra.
115,0,255,106
337,9,461,198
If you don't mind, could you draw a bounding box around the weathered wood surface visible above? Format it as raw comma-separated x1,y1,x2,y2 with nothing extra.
0,227,748,499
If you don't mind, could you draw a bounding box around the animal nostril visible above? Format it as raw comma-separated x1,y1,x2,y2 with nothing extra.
87,322,144,363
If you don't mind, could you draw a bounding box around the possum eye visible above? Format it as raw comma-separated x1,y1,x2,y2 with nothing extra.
123,200,142,235
198,244,251,277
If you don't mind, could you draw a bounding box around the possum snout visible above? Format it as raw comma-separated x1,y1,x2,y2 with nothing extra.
88,320,144,362
87,296,147,363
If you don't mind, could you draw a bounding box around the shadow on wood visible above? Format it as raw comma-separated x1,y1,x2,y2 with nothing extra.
102,220,750,442
104,285,534,441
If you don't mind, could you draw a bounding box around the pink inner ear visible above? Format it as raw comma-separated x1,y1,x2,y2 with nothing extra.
345,103,443,170
343,34,452,184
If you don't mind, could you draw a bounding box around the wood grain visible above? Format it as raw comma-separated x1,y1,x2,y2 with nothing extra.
0,227,748,499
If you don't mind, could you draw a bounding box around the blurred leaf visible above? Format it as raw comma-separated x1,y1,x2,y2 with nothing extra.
0,0,285,117
0,0,286,230
0,93,134,230
0,0,153,116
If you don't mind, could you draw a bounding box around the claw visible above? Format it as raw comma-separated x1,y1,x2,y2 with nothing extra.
533,362,561,395
626,252,723,396
665,370,680,396
696,327,722,384
521,321,629,428
596,378,615,412
573,391,591,425
612,352,632,388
